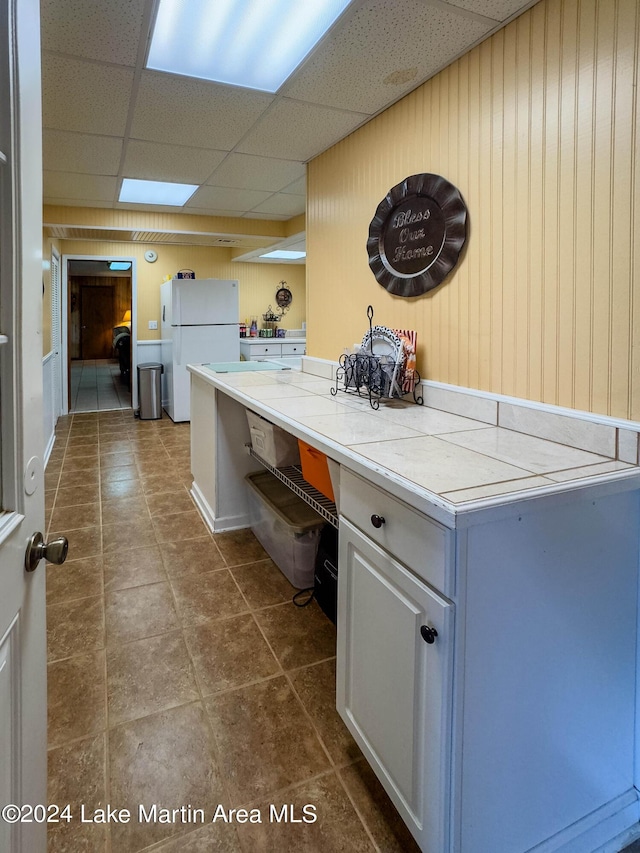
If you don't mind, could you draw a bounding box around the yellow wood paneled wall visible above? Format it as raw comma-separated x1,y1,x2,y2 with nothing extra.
56,241,306,340
307,0,640,419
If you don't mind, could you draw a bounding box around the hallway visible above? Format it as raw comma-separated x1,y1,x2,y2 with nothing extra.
69,359,130,413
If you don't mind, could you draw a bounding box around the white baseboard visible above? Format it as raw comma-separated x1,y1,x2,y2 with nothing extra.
190,481,250,533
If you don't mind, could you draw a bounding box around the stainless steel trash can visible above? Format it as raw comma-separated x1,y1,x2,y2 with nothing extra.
137,362,163,420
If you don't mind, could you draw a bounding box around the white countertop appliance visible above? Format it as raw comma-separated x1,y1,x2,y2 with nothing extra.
160,277,239,421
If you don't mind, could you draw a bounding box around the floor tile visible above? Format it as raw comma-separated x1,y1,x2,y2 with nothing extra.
99,438,132,454
54,483,100,507
100,450,136,468
145,488,196,517
46,555,103,605
105,582,179,645
100,464,139,483
50,501,101,533
47,595,105,662
170,569,248,626
58,468,99,489
48,651,106,748
106,631,199,726
160,537,226,579
254,601,337,670
108,703,225,852
152,509,210,543
101,495,151,526
230,559,297,609
146,822,243,852
101,478,145,500
184,614,280,696
47,734,108,853
204,676,330,802
103,546,166,592
62,450,98,474
45,470,61,491
213,528,268,566
289,659,361,766
339,761,422,852
102,517,157,552
236,772,375,853
140,472,183,495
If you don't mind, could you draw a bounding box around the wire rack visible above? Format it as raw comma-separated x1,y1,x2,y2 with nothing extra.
248,446,339,529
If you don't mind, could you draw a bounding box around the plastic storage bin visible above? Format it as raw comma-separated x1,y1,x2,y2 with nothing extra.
246,410,300,467
298,440,335,502
246,471,324,588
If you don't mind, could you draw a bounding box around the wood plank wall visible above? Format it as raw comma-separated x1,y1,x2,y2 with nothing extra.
307,0,640,420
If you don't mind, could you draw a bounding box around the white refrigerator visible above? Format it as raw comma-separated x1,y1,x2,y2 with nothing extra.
160,278,239,422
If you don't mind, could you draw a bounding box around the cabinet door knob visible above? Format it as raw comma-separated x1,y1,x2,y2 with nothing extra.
370,514,385,529
420,625,438,644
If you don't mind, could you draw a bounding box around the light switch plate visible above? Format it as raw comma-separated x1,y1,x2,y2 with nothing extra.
148,320,158,330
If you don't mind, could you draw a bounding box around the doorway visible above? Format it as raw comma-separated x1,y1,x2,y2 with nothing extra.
62,256,136,414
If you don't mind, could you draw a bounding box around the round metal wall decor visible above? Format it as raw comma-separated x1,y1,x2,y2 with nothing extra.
366,173,468,297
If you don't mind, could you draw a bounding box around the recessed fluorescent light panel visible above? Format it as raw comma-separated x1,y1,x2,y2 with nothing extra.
260,250,306,260
119,178,198,206
109,262,132,271
147,0,353,93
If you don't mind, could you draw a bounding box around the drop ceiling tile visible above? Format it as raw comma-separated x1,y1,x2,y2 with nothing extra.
40,0,146,66
185,186,273,212
123,140,227,184
43,130,122,175
284,0,492,114
444,0,533,22
42,54,134,135
237,99,369,161
44,171,117,202
250,194,306,217
131,72,273,151
281,176,306,195
206,154,305,192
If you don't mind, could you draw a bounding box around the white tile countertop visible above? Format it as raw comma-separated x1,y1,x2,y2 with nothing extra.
188,361,640,528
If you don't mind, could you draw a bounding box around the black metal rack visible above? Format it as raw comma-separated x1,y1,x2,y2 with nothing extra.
331,305,423,410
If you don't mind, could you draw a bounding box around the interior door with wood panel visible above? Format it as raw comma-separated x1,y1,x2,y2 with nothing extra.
80,285,113,359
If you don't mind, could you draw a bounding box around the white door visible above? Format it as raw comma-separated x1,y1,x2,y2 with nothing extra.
0,1,58,851
50,251,62,422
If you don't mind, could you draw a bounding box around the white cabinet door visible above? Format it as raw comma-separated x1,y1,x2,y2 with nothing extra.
337,517,454,853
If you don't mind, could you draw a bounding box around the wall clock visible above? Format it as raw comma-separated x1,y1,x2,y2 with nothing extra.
366,173,468,297
144,250,158,263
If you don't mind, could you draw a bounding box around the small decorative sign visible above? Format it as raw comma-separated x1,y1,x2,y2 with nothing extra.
366,173,468,297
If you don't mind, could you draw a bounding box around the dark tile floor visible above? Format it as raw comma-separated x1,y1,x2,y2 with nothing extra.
45,410,419,853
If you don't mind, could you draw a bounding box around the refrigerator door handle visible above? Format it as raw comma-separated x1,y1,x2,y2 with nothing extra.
162,304,165,322
175,326,182,366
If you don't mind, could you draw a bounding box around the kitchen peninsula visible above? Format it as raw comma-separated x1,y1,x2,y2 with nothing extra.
188,358,640,853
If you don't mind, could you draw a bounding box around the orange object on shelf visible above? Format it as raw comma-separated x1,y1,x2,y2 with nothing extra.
298,440,335,502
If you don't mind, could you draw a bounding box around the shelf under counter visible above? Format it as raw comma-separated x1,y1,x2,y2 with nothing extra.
247,445,338,529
